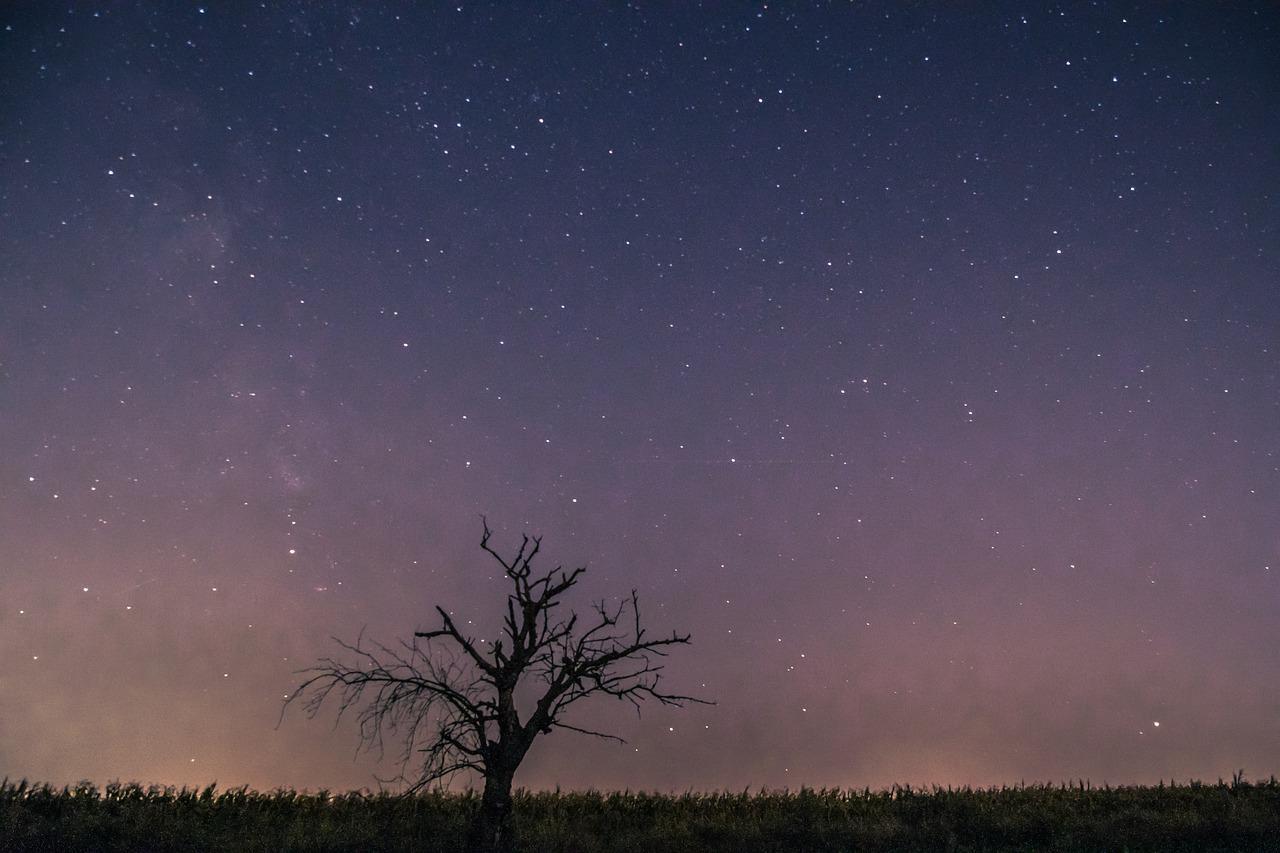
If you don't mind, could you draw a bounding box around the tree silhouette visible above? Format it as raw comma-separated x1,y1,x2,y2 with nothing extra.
284,518,710,853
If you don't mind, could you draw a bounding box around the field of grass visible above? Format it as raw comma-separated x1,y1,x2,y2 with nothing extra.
2,776,1278,852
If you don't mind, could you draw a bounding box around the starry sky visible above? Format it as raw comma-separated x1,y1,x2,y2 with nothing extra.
1,3,1278,794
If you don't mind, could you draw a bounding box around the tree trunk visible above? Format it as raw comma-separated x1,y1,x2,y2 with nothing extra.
466,766,517,853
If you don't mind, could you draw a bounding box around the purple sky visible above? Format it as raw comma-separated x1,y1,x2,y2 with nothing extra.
1,3,1277,793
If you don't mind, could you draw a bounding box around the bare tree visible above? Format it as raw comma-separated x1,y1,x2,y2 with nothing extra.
283,518,710,853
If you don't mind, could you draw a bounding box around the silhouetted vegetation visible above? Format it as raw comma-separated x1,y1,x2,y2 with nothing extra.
4,776,1279,852
284,519,708,852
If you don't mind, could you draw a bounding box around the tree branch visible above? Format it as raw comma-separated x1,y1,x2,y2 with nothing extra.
415,605,498,677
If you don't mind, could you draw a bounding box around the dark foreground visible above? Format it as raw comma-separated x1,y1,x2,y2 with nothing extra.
2,777,1278,852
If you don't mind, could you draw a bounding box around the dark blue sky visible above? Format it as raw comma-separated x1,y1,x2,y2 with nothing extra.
1,3,1277,792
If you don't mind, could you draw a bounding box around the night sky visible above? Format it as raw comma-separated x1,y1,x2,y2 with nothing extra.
2,3,1278,794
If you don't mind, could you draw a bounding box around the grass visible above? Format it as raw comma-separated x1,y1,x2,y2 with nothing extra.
2,776,1278,852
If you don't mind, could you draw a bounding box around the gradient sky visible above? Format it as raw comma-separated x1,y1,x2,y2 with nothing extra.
1,3,1278,794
